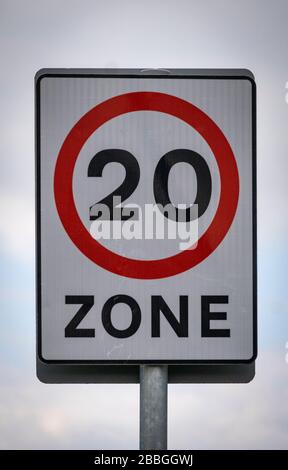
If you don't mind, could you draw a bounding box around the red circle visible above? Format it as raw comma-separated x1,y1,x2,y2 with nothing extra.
54,91,239,279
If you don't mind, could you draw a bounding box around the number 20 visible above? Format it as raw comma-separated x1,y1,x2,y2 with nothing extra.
88,148,212,222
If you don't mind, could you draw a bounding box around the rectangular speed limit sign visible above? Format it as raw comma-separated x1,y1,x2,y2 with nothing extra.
36,69,257,368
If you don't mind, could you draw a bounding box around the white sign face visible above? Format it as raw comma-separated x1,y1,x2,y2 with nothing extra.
36,70,256,364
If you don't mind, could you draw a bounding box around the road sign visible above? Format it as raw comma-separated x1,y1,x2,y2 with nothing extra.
36,69,256,370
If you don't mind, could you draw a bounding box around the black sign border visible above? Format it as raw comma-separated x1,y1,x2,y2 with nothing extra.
36,69,257,366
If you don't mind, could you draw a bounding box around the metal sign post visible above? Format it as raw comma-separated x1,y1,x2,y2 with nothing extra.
140,365,168,450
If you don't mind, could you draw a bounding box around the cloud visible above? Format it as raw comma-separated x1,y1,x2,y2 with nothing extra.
169,351,288,449
0,191,34,263
1,0,288,451
0,374,139,449
0,352,287,449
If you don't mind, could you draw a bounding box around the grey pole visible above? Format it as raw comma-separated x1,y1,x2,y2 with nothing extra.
139,365,168,450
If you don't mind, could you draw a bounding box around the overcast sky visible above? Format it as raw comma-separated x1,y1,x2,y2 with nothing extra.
0,0,288,449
